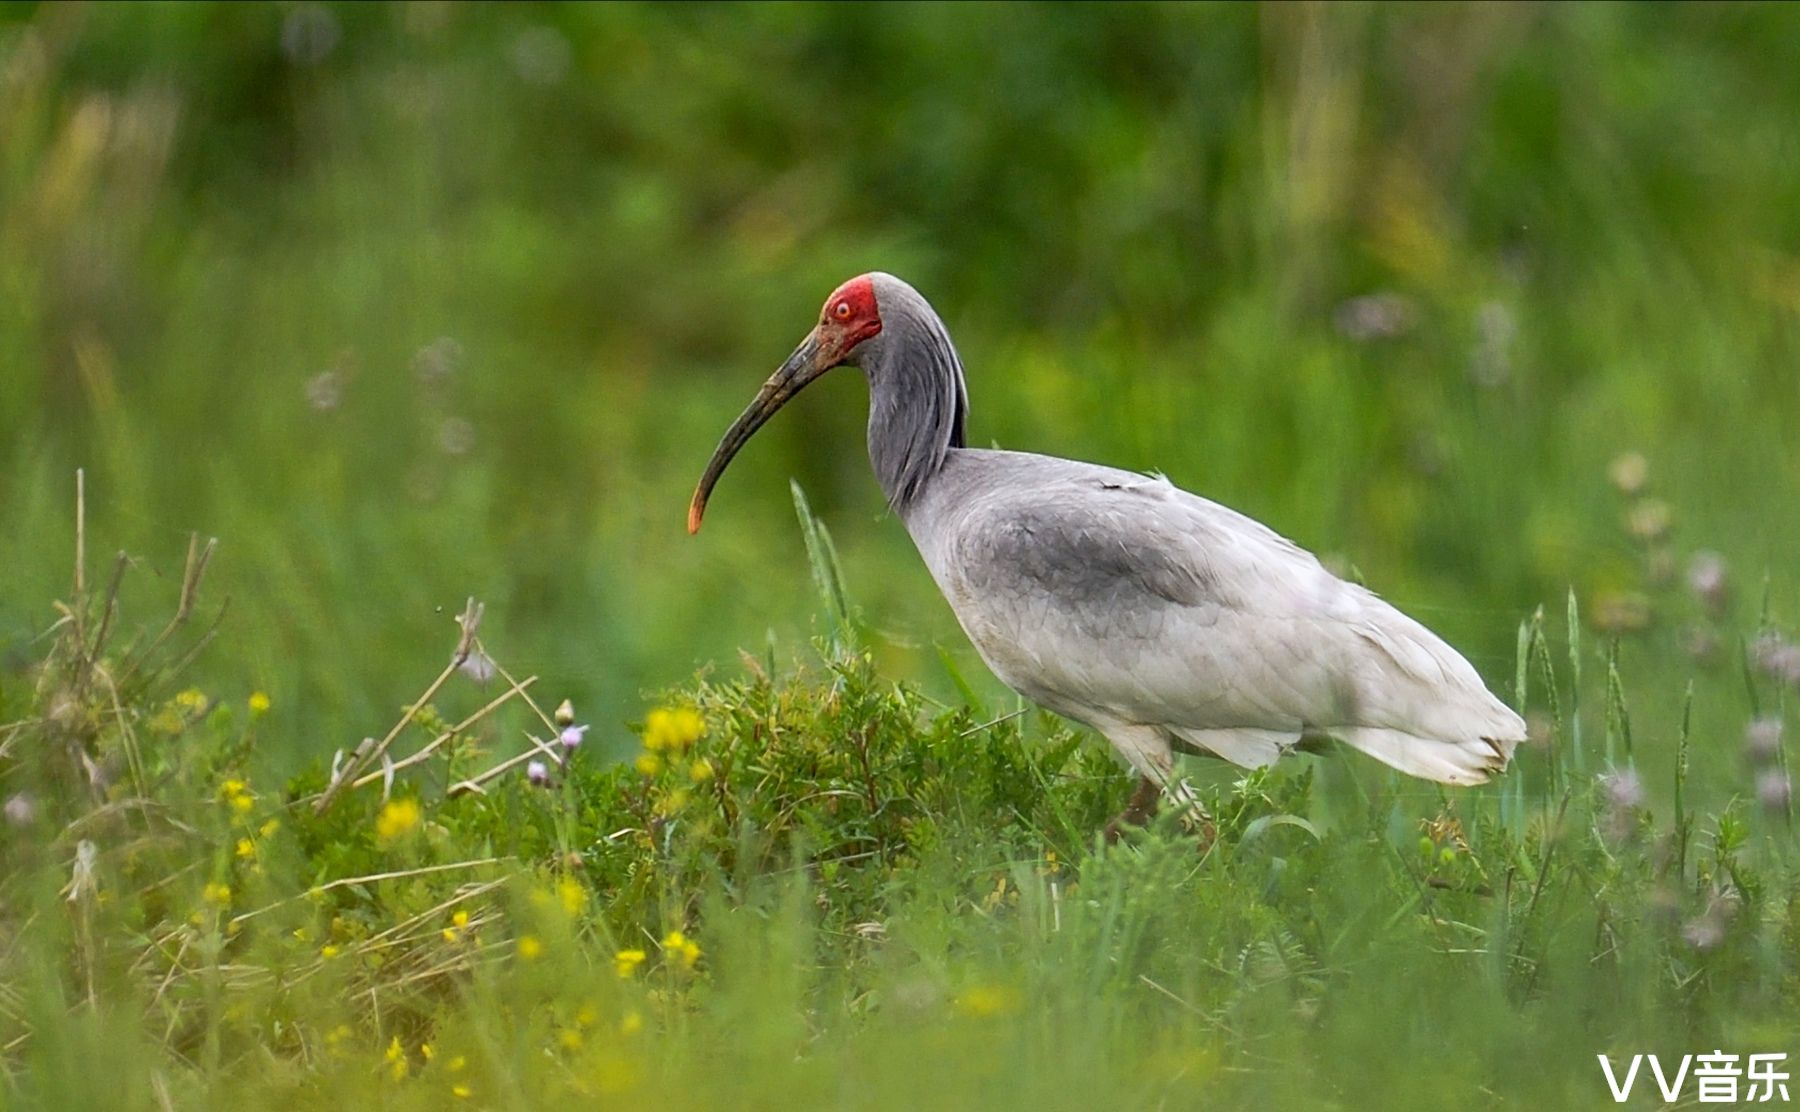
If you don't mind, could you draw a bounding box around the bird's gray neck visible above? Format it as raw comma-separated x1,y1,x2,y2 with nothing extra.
862,308,969,512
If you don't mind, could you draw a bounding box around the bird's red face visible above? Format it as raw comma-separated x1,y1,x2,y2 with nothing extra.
815,275,883,367
687,274,884,533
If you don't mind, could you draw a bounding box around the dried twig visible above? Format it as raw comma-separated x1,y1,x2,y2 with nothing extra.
73,468,86,602
314,600,483,814
226,858,507,930
118,533,218,686
447,732,564,797
349,675,537,790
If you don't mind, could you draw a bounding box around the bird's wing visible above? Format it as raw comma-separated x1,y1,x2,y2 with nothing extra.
938,465,1523,784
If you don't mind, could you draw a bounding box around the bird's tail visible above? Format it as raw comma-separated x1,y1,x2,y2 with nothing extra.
1334,724,1520,786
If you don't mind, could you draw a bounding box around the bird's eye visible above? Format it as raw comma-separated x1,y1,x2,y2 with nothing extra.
833,301,852,320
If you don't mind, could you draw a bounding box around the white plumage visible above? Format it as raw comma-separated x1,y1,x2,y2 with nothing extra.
690,273,1525,833
908,452,1523,794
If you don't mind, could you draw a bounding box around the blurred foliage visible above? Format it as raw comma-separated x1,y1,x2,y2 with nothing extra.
2,6,1800,1101
2,3,1797,790
0,531,1794,1107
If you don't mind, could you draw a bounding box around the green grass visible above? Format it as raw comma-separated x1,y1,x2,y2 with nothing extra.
3,3,1800,1107
2,483,1795,1108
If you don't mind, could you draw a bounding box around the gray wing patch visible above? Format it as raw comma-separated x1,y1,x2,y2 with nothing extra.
959,491,1223,636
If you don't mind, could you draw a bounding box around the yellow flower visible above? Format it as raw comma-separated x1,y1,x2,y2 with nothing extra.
614,948,647,978
248,691,271,716
235,838,256,860
643,707,704,753
175,688,208,714
619,1010,643,1036
441,907,470,943
321,944,341,959
259,818,281,837
558,878,588,917
670,708,704,749
218,778,256,814
420,1043,435,1062
557,1028,583,1052
386,1036,409,1081
202,882,231,907
642,710,671,753
517,935,543,961
954,984,1021,1018
375,798,422,841
634,753,662,776
448,1055,467,1072
452,1083,472,1099
661,929,700,969
688,759,714,783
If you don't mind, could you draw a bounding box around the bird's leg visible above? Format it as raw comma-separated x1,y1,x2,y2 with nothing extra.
1103,774,1163,843
1100,724,1213,844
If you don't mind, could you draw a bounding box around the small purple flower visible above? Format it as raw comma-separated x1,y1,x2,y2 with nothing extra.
305,370,343,411
1333,293,1416,342
1781,647,1800,688
438,417,475,456
1756,768,1791,814
1682,913,1725,951
1600,768,1645,810
1686,552,1728,612
1752,633,1800,686
4,793,33,827
559,724,589,753
526,760,550,787
413,337,464,385
1745,717,1783,764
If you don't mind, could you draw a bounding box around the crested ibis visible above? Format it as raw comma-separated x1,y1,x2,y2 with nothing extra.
688,273,1524,837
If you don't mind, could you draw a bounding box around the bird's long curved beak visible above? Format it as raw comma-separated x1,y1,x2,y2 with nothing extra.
688,328,829,534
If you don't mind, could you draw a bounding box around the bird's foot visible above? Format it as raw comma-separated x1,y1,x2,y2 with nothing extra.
1103,776,1215,849
1177,805,1218,853
1165,779,1213,838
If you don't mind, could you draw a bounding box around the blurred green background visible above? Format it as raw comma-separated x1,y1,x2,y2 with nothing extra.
2,1,1797,787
